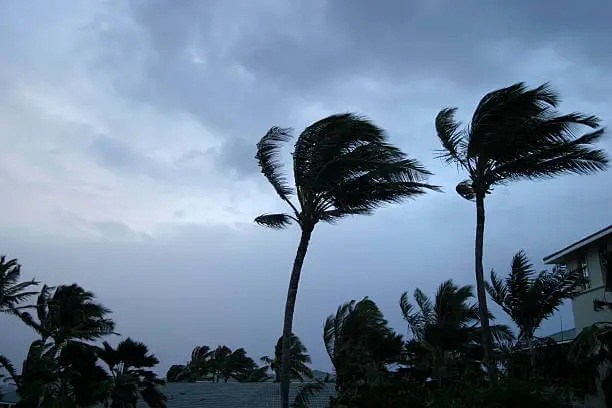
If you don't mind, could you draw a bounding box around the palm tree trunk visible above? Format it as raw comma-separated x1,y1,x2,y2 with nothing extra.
475,194,496,382
280,226,313,408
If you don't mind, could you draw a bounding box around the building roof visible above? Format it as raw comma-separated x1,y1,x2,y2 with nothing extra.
543,328,576,344
0,390,19,404
146,382,336,408
2,382,337,407
543,224,612,264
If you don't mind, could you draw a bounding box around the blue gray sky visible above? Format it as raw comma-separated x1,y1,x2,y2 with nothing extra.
1,0,611,374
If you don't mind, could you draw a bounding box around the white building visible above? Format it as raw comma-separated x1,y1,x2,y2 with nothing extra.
543,224,612,333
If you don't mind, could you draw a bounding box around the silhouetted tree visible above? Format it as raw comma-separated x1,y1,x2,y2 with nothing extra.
98,338,166,408
486,250,585,363
261,333,313,383
435,82,608,378
0,256,38,316
255,113,438,407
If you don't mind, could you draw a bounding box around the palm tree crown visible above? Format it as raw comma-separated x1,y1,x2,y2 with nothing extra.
435,82,608,198
261,333,313,383
19,284,116,348
0,255,38,315
256,113,439,230
486,250,586,344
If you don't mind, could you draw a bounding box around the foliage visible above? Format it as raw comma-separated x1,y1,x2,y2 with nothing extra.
486,250,586,344
435,82,609,377
18,284,116,350
97,338,166,408
256,113,438,408
166,344,269,383
261,333,313,383
0,256,38,315
400,280,513,389
324,297,405,408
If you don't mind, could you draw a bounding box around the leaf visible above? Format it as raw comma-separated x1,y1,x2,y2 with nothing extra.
435,107,468,166
256,127,294,198
254,213,294,229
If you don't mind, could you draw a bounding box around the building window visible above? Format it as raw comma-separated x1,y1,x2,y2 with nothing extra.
599,245,611,291
580,255,591,289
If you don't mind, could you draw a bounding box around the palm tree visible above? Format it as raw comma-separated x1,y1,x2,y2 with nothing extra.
486,250,586,348
97,338,167,408
255,113,438,407
261,333,313,383
324,298,403,407
400,280,514,384
0,256,38,315
18,284,116,352
435,82,609,377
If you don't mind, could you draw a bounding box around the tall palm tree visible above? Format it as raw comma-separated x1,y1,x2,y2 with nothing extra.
486,251,586,357
255,113,438,407
97,338,167,408
18,284,116,353
400,280,514,383
435,82,609,377
0,256,38,315
261,333,313,383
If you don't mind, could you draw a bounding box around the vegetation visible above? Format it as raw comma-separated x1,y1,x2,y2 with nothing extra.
0,261,166,408
1,81,610,408
255,113,438,407
261,333,314,383
435,82,608,376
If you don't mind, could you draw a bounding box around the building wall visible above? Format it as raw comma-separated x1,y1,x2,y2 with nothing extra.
569,236,612,333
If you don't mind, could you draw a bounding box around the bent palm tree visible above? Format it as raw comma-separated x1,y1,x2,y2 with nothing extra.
435,82,608,378
0,256,38,315
255,113,438,407
261,333,313,383
486,250,586,345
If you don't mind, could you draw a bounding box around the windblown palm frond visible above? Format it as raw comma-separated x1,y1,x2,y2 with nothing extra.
256,126,295,199
0,255,38,315
486,250,586,343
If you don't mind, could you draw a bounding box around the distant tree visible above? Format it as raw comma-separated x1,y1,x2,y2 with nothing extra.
97,338,166,408
261,333,313,383
486,251,585,357
165,365,186,382
435,82,609,377
0,256,38,315
255,113,438,408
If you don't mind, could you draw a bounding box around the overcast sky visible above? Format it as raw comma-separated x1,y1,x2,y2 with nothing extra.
1,0,611,375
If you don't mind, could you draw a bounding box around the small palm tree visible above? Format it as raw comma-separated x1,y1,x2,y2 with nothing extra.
255,113,438,407
261,333,313,383
0,256,38,315
324,298,403,404
400,280,514,383
435,82,609,376
98,338,167,408
486,251,586,360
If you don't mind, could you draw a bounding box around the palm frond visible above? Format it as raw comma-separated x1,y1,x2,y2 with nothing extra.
256,126,294,199
0,354,19,387
435,107,468,166
254,213,295,229
414,288,434,323
292,380,324,408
